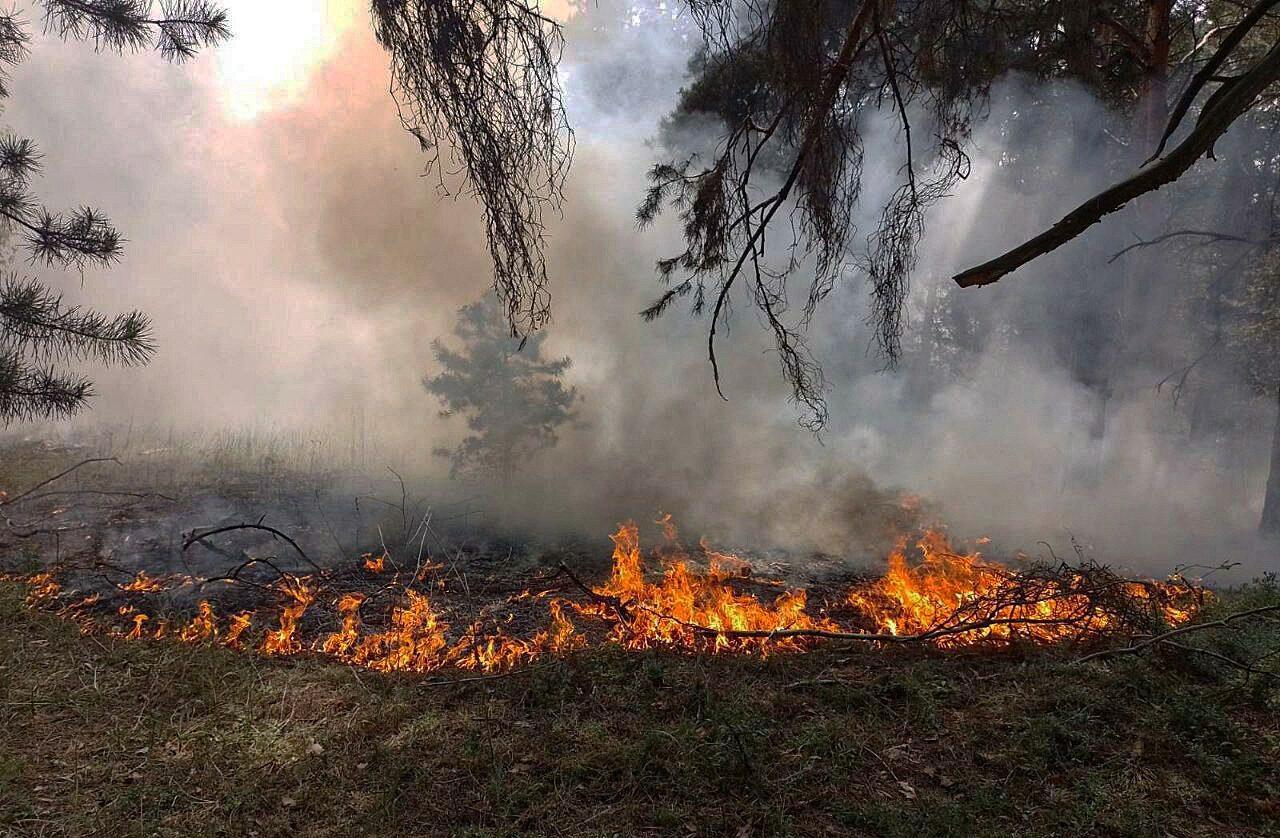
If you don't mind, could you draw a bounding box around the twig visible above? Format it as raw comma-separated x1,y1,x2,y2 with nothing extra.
556,561,632,624
1,457,120,506
1078,604,1280,663
1158,639,1280,683
417,662,551,689
1108,229,1272,263
182,522,324,574
15,488,178,503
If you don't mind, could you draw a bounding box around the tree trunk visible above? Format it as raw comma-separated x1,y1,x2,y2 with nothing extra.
1261,387,1280,537
1138,0,1173,152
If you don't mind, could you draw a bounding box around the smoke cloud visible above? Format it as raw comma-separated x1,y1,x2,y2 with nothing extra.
4,1,1276,578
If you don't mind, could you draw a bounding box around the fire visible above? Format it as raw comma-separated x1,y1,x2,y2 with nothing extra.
127,613,150,640
590,522,832,652
23,572,60,606
847,529,1193,645
4,516,1200,674
119,570,168,592
260,577,315,656
224,611,253,648
179,601,218,642
318,593,365,656
348,590,452,671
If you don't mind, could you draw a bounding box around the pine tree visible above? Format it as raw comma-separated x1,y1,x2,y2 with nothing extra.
0,1,228,422
426,295,579,479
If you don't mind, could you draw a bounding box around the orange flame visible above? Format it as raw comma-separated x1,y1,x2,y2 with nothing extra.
119,571,167,593
317,593,365,656
260,578,314,656
848,529,1193,645
592,522,831,652
6,517,1199,673
347,590,450,671
127,613,149,640
179,601,218,643
23,572,61,607
223,612,253,648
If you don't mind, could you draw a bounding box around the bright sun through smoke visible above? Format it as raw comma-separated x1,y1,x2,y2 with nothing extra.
214,0,363,120
213,0,580,121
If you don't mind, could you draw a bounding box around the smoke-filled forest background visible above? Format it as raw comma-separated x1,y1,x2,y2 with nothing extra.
2,0,1277,576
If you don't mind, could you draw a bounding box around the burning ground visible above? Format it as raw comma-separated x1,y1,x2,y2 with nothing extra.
2,443,1279,835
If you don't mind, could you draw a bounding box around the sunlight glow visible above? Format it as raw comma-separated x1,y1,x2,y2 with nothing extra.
215,0,363,121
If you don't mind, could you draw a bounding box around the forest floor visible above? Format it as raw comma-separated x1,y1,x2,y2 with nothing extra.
1,440,1279,837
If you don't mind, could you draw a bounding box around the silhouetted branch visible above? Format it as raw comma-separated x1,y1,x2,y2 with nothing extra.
183,521,324,574
370,0,572,335
0,456,119,506
1147,0,1280,163
1078,604,1280,663
954,38,1280,289
1108,229,1277,263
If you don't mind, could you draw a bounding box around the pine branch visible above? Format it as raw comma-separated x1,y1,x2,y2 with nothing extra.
0,274,154,365
0,137,124,269
0,12,30,97
40,0,229,61
0,348,92,422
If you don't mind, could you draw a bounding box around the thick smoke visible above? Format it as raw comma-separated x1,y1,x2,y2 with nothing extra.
3,2,1276,578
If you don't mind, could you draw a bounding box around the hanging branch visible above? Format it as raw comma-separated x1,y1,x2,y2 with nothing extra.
369,0,573,336
638,1,880,429
639,0,979,428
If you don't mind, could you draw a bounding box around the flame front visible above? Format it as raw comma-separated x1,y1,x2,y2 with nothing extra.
6,517,1200,674
591,522,832,652
260,577,315,656
848,529,1194,645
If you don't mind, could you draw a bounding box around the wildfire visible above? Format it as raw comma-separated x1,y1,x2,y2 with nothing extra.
589,522,832,652
848,529,1195,645
23,572,60,606
179,601,218,642
3,517,1201,675
118,570,169,593
260,577,315,656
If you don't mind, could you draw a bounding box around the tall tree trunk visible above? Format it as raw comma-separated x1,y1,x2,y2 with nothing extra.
1102,0,1174,442
1138,0,1173,152
1261,387,1280,536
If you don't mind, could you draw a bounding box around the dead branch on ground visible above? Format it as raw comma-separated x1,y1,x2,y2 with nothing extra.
1078,603,1280,665
182,520,324,574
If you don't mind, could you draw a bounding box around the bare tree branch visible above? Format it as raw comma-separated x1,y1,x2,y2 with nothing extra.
954,37,1280,289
